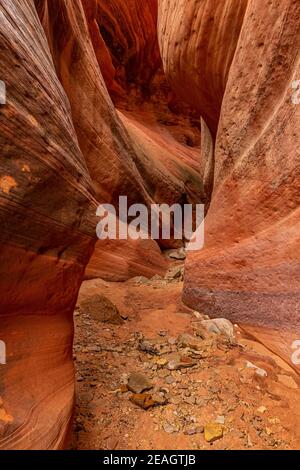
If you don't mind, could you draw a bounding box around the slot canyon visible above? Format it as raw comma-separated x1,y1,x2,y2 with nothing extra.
0,0,299,451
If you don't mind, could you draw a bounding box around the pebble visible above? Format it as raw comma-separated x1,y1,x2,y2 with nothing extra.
154,357,168,367
215,415,225,425
168,357,196,371
204,423,224,443
159,330,168,337
257,406,267,414
165,376,176,385
246,361,267,377
184,425,204,435
168,337,178,346
163,423,179,434
168,248,186,261
169,397,181,405
247,434,253,447
178,333,204,351
152,393,168,406
130,393,154,410
157,369,169,378
184,396,196,405
139,340,160,355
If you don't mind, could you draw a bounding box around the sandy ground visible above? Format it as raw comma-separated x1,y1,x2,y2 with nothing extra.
72,273,300,450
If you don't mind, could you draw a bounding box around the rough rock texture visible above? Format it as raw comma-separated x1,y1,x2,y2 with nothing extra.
85,238,169,281
162,0,300,367
0,0,97,449
0,0,200,450
87,0,205,213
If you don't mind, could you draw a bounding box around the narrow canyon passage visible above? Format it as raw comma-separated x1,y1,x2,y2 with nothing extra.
72,256,300,450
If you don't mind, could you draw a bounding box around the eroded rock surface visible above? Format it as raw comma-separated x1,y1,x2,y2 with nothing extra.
158,0,300,367
0,0,97,449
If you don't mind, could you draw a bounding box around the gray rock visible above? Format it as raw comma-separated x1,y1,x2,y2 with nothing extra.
138,339,160,355
127,373,153,394
163,423,179,434
158,330,168,337
245,361,267,377
152,393,168,406
168,357,196,371
184,423,204,435
132,276,151,285
178,333,204,351
168,337,178,345
80,294,123,325
168,248,186,261
166,375,176,385
165,265,184,282
151,274,163,281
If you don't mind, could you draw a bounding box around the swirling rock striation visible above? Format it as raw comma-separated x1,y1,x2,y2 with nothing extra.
0,0,97,449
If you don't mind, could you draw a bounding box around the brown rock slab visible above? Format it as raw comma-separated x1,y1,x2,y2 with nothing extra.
127,373,153,394
168,356,196,371
178,333,204,351
80,295,123,325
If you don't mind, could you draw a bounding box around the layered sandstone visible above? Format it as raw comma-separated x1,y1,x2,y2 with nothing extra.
0,0,97,449
157,0,300,367
1,0,299,453
89,0,204,208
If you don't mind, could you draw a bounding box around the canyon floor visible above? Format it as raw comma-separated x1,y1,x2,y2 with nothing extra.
72,261,300,450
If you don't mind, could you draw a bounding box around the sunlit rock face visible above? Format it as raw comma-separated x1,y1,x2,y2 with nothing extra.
35,0,153,207
159,0,300,367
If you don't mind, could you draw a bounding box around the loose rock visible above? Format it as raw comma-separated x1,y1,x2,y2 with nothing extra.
168,248,186,261
127,373,153,394
163,423,179,434
204,423,224,443
165,265,184,282
178,333,204,351
245,361,267,377
201,318,235,342
130,393,154,410
80,295,123,325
